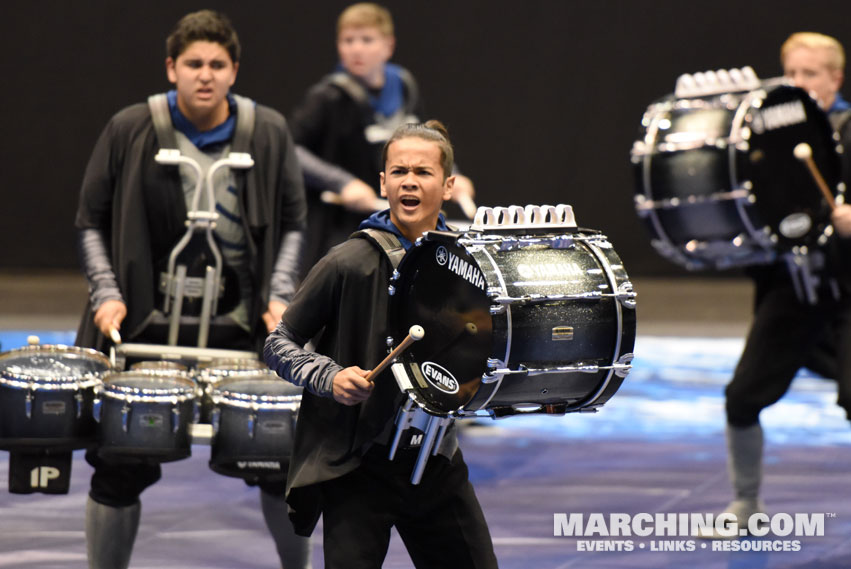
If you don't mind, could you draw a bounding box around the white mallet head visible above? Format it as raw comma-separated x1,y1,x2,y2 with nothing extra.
794,142,813,161
409,325,425,341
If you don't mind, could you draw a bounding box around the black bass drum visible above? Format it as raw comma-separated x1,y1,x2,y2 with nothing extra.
632,79,842,269
0,345,112,450
389,222,635,418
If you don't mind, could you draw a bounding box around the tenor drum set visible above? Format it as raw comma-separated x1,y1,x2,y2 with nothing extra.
0,341,301,489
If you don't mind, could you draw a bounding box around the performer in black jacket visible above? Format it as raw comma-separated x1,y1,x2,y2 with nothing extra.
716,31,851,532
290,2,476,279
266,121,498,568
74,10,310,569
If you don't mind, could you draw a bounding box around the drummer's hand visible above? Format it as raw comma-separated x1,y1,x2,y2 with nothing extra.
340,179,381,213
262,300,287,332
332,366,374,405
832,204,851,238
93,300,126,341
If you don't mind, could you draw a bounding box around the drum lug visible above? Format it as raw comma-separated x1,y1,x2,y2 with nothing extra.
121,402,131,433
247,411,257,440
75,391,84,419
93,398,102,423
25,388,33,419
171,405,181,434
614,353,634,378
617,281,637,309
388,285,396,296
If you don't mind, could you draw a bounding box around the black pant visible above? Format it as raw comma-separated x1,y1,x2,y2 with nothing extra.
725,283,851,427
319,446,498,569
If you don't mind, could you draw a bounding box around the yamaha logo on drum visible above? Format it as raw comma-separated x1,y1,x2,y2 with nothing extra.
421,361,460,394
435,247,486,290
436,245,449,266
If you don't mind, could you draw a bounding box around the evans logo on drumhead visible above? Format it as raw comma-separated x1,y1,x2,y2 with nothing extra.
779,213,812,239
421,362,459,394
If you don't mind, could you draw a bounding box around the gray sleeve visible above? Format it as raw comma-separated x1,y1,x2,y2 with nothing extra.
269,229,304,304
295,144,355,194
78,228,124,310
263,319,342,398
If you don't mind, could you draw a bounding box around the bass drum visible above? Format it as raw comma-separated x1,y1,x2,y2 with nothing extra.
389,229,635,417
0,345,112,450
632,83,842,269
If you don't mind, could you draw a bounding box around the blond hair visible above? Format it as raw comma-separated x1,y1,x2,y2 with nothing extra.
337,3,394,37
781,32,845,71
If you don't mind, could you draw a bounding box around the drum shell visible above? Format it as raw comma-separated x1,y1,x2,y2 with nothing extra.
0,345,111,450
96,374,196,463
209,376,301,482
0,383,98,450
195,361,272,424
470,237,635,412
633,84,842,269
391,231,635,416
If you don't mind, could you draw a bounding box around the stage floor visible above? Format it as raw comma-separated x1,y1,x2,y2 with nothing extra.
1,274,849,569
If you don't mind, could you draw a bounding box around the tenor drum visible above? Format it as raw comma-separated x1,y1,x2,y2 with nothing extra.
0,345,111,450
195,358,270,423
95,371,197,462
209,374,301,482
389,224,635,418
632,81,842,269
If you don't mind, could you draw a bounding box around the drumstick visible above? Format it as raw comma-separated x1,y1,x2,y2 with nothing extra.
109,327,122,345
455,194,478,220
365,325,425,383
320,190,389,211
794,143,836,210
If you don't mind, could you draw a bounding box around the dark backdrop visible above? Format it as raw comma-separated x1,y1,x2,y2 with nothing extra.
2,0,849,275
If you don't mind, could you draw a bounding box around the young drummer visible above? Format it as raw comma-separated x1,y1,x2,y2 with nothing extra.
266,121,498,568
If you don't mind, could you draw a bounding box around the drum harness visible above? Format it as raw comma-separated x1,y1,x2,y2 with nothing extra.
148,93,255,347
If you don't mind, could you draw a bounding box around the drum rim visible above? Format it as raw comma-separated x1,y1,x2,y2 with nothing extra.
212,375,301,407
101,371,197,400
0,344,112,385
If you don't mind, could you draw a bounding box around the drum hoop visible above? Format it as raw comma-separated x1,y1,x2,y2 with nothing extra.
0,376,100,390
212,395,300,411
467,244,509,412
211,374,301,408
101,372,197,403
0,344,112,385
561,239,624,412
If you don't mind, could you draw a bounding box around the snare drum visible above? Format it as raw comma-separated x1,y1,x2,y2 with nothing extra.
209,374,301,482
389,227,635,417
0,345,111,450
95,371,197,462
632,82,842,269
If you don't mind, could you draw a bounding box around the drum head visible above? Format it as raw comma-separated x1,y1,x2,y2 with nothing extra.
130,360,188,372
214,375,302,400
103,372,195,395
390,239,494,414
0,345,111,383
747,85,840,246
